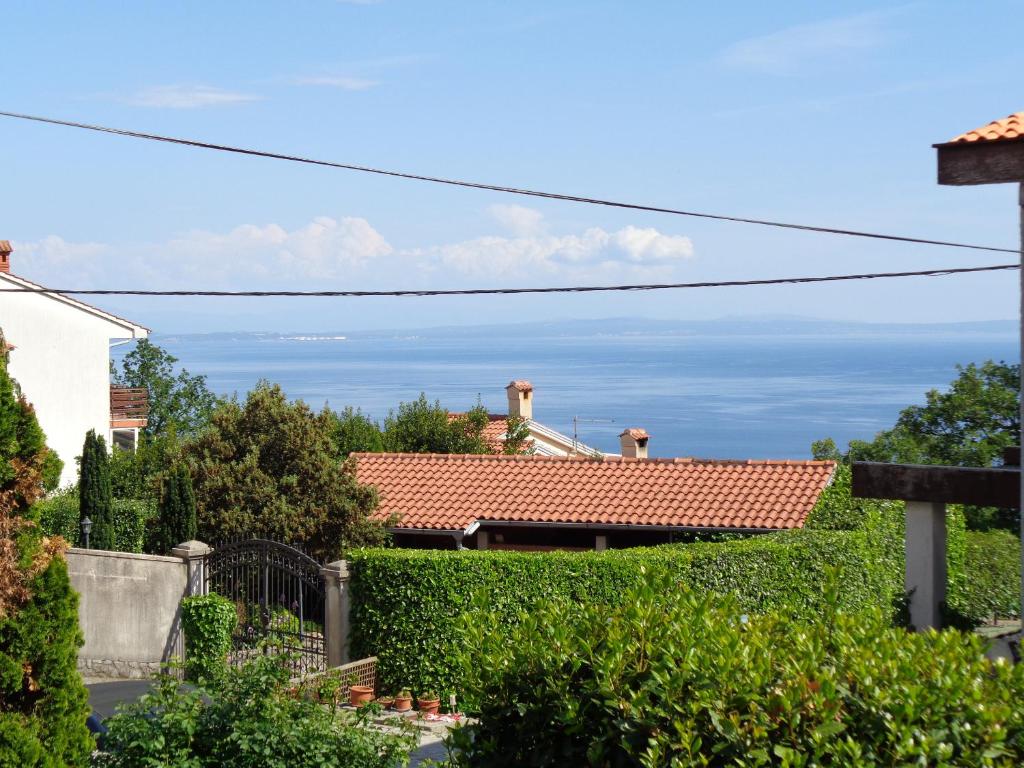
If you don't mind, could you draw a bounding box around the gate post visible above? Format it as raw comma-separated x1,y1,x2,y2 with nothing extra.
173,540,212,597
904,502,947,631
321,560,350,667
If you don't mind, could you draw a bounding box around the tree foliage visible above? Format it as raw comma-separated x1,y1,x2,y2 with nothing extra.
0,332,92,767
331,407,385,456
112,339,219,438
382,394,491,454
152,463,197,555
817,361,1020,530
184,382,387,560
79,430,114,550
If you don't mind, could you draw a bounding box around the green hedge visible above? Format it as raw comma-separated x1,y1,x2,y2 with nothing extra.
180,593,238,684
34,488,154,553
950,529,1021,623
445,570,1024,766
349,527,902,702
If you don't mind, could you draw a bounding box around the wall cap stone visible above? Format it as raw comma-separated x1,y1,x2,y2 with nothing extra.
67,547,184,565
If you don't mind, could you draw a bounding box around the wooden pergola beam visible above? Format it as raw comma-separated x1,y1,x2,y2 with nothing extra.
851,461,1020,509
937,140,1024,186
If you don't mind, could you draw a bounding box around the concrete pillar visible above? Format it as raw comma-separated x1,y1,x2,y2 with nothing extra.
904,502,947,630
477,531,489,550
595,534,608,551
171,540,211,597
322,560,351,667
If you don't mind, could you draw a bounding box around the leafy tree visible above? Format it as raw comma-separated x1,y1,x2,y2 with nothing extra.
152,463,197,554
79,429,114,550
112,339,219,438
382,394,491,454
502,416,533,455
184,382,387,560
0,332,92,767
332,407,385,456
817,361,1020,530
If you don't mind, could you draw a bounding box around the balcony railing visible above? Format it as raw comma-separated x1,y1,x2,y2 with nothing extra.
110,386,149,428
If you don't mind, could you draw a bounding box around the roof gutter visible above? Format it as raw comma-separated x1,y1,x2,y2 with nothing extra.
391,520,781,536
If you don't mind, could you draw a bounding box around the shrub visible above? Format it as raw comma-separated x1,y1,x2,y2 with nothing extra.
34,488,154,553
79,430,114,550
151,463,196,555
349,527,901,702
444,570,1024,767
181,593,238,684
0,332,92,767
94,655,418,768
950,529,1021,623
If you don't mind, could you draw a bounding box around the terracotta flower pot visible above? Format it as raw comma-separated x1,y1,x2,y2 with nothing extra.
349,685,374,707
393,695,413,712
377,697,395,709
417,697,441,715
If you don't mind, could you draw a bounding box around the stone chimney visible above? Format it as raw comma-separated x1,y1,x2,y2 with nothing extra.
0,241,11,274
620,428,650,459
506,380,534,420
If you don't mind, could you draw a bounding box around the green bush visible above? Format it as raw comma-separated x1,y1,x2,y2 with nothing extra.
444,570,1024,767
34,488,154,553
181,593,238,683
349,527,901,702
950,530,1021,623
94,655,417,768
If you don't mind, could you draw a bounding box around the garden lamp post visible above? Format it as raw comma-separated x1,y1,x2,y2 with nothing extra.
80,516,93,549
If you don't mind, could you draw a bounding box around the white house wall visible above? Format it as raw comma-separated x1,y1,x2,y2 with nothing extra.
1,287,144,487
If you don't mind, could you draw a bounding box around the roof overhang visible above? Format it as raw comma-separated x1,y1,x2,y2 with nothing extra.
0,272,149,338
934,137,1024,186
389,519,782,536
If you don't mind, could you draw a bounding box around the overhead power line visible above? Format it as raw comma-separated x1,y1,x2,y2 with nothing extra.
0,263,1016,298
0,109,1016,255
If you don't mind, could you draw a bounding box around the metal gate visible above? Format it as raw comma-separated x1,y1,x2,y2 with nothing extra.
204,539,327,674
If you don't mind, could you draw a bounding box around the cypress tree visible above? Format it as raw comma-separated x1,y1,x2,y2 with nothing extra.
79,429,114,550
156,463,197,553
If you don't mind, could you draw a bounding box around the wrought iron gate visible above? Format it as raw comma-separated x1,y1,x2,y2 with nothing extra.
204,539,327,674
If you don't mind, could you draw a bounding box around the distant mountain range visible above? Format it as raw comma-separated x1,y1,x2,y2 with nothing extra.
156,316,1017,344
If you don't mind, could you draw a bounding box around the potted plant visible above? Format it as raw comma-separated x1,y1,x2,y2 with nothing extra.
347,673,374,707
417,691,441,715
393,689,413,712
377,693,395,709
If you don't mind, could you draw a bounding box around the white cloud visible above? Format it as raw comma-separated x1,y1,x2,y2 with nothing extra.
489,204,546,237
13,208,693,292
292,75,379,90
719,11,891,75
123,84,261,109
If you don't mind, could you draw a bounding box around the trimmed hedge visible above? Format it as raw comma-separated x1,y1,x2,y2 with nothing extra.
349,527,902,702
34,488,154,553
951,529,1021,623
181,593,238,684
446,570,1024,766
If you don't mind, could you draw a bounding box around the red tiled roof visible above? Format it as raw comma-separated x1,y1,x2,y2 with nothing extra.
944,112,1024,145
507,380,533,392
620,428,650,441
354,453,836,532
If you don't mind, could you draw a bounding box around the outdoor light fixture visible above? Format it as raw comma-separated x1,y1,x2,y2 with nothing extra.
80,517,93,549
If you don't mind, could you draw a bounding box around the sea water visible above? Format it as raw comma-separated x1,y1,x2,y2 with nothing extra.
126,324,1019,460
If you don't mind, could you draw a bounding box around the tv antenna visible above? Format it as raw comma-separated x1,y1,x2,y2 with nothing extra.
572,416,615,454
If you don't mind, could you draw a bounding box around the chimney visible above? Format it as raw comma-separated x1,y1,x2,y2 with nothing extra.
0,241,11,274
506,380,534,420
620,428,650,459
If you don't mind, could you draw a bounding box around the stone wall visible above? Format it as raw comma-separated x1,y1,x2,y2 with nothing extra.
66,547,188,679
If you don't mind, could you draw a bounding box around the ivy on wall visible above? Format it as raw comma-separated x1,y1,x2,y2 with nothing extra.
181,594,237,684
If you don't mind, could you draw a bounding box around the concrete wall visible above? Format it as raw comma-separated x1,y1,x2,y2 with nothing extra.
67,548,187,679
0,273,146,486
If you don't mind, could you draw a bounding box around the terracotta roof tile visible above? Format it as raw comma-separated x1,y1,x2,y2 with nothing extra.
620,428,650,440
355,453,836,532
944,112,1024,144
507,380,533,392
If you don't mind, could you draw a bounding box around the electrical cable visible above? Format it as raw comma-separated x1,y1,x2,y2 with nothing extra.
0,263,1016,298
0,109,1016,255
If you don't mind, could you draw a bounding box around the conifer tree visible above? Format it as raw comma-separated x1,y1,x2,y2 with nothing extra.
79,429,114,549
155,463,197,553
0,331,92,766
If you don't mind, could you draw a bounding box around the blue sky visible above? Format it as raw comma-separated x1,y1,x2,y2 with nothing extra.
2,1,1021,332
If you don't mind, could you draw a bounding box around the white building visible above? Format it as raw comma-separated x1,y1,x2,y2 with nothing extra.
0,241,149,487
